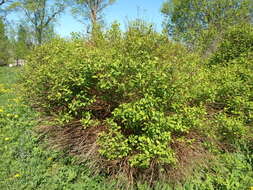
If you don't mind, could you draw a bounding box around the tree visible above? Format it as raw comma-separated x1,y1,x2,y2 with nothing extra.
0,0,11,6
0,17,9,65
0,0,6,6
19,0,66,44
161,0,253,52
71,0,116,32
0,0,20,14
15,24,30,59
0,0,14,16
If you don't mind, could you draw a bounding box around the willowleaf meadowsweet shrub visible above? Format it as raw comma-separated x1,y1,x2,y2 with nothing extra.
21,21,253,171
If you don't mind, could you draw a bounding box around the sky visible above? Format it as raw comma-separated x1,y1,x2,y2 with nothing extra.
55,0,165,37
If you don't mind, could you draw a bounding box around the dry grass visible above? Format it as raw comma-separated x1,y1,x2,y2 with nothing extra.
36,121,213,188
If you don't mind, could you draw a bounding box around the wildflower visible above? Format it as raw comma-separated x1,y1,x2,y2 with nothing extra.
14,174,21,178
14,114,18,118
12,98,20,103
0,109,3,112
4,137,10,141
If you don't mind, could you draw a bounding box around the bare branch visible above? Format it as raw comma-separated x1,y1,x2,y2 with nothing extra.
20,0,66,44
0,0,6,6
71,0,116,29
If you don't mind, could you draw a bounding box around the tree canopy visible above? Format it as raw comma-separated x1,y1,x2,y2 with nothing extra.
161,0,253,51
14,24,30,59
71,0,116,31
0,17,9,65
18,0,65,44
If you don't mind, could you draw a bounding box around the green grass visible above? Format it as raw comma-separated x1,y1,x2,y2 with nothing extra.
0,66,252,190
0,67,118,190
0,67,19,106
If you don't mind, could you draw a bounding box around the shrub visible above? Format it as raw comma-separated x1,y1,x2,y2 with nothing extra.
209,24,253,65
215,114,246,143
22,23,202,168
21,21,253,173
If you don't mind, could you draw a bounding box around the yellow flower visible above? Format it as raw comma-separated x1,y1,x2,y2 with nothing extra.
0,109,3,112
48,157,53,161
14,174,21,178
7,114,11,117
4,137,10,141
12,98,20,103
14,115,18,118
250,187,253,190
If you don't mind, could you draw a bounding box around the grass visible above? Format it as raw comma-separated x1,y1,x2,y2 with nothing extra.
0,67,118,190
0,66,253,190
0,67,19,106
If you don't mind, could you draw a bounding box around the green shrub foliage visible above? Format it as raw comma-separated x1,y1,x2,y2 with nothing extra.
210,24,253,65
21,22,253,169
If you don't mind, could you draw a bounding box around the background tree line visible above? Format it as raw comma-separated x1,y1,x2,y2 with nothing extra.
0,0,252,66
0,0,116,65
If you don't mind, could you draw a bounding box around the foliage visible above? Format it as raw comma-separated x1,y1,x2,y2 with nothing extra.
0,84,7,95
17,0,66,44
161,0,253,52
16,22,253,190
21,23,199,168
21,20,253,175
0,103,118,189
0,66,251,190
209,24,253,65
70,0,116,31
1,0,253,187
14,24,30,59
0,17,10,65
0,67,120,190
0,0,19,16
181,151,253,190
